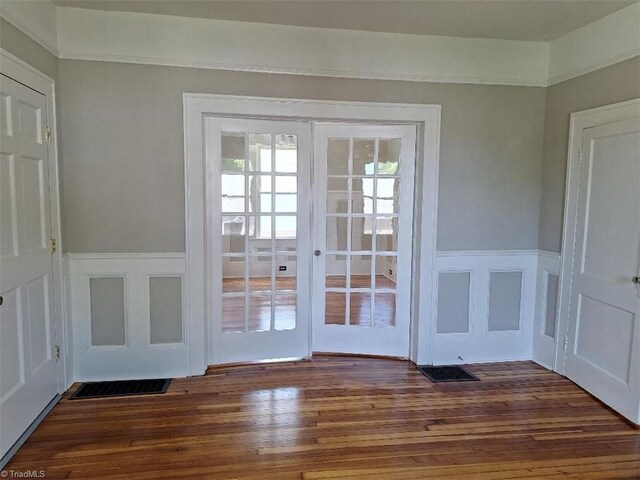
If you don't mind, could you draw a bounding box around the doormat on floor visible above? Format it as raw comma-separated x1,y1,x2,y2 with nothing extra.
417,365,480,383
69,379,172,399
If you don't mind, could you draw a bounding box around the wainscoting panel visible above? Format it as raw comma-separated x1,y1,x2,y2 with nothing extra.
533,251,562,369
432,251,541,365
67,253,188,381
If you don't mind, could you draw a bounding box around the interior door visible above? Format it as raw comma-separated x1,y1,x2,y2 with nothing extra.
565,117,640,424
312,124,416,357
0,74,58,457
207,118,311,364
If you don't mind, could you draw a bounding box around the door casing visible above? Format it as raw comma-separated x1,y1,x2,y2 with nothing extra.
184,94,441,373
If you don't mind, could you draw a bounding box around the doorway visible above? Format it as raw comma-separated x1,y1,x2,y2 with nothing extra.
184,94,440,372
206,119,417,364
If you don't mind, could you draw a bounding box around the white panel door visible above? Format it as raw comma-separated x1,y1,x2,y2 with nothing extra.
565,117,640,424
207,118,311,364
0,74,58,457
312,124,416,357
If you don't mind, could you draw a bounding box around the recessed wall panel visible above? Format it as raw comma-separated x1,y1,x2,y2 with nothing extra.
544,274,559,338
90,277,126,346
437,272,470,333
488,271,522,331
149,277,183,344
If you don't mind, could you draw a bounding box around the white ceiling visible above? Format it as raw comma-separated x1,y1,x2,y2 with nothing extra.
53,0,636,41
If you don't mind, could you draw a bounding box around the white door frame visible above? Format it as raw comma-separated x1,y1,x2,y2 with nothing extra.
555,97,640,375
0,49,67,391
184,94,441,374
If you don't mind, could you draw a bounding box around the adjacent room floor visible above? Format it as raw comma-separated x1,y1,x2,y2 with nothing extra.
7,357,640,479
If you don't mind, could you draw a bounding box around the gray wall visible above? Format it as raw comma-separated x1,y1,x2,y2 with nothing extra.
538,57,640,253
0,18,58,80
58,59,546,253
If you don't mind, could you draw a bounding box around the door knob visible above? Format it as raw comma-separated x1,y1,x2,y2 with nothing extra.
633,276,640,285
0,295,3,306
314,250,322,257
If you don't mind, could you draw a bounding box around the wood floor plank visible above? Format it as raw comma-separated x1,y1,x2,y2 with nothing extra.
5,358,640,479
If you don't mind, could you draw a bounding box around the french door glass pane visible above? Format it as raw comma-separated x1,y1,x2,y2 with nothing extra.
378,138,401,174
221,132,245,172
249,134,272,172
350,292,372,326
275,134,297,172
327,138,349,175
323,135,402,329
374,293,396,327
222,215,245,254
274,294,296,331
352,139,375,175
249,294,271,332
222,296,244,333
222,257,245,293
325,292,346,325
221,129,299,335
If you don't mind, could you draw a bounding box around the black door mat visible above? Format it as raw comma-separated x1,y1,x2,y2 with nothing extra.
417,365,479,383
69,379,172,399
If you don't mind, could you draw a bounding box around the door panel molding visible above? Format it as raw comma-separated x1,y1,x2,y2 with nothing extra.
0,49,65,390
558,98,640,424
184,94,441,370
557,98,640,375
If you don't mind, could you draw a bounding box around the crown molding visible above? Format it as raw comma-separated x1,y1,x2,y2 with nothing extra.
2,1,638,87
548,2,640,86
0,0,58,56
56,7,550,87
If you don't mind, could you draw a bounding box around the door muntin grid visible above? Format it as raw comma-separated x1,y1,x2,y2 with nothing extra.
324,136,401,327
220,131,299,334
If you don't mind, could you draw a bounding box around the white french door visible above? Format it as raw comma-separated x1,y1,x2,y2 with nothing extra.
312,124,416,357
207,118,312,364
0,74,58,457
564,117,640,424
207,120,416,364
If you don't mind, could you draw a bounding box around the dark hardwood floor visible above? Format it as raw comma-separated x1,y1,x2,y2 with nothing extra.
6,357,640,479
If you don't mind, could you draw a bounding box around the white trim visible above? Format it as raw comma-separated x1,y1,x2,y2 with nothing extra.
548,3,640,86
532,252,561,370
0,0,58,56
431,250,539,365
66,253,189,381
184,94,440,370
56,6,549,87
0,48,67,391
3,2,639,86
556,98,640,374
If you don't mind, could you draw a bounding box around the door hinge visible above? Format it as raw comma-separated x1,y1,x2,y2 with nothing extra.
45,127,52,143
54,345,61,361
49,238,57,254
563,336,568,351
578,149,583,164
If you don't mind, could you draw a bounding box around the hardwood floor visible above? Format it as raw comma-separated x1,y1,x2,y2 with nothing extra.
6,358,639,479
